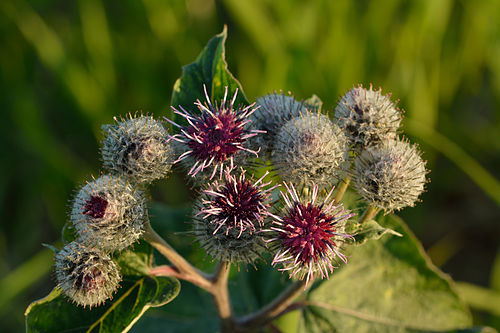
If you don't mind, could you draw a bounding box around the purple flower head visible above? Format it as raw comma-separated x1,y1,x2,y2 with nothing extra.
269,183,354,287
198,168,277,238
82,195,108,219
166,86,263,180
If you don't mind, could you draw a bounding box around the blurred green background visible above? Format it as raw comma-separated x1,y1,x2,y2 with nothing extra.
1,0,499,331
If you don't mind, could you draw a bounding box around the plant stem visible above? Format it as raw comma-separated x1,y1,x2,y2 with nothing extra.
142,222,211,289
209,262,234,333
150,262,235,332
235,279,308,330
144,224,235,331
334,177,350,203
359,206,380,224
145,222,309,332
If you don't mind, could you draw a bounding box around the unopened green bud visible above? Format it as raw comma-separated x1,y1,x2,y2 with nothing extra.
272,111,348,189
335,85,402,151
101,114,174,183
54,242,121,307
352,137,428,212
250,93,306,159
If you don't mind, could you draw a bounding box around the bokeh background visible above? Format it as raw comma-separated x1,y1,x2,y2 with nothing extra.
1,0,499,331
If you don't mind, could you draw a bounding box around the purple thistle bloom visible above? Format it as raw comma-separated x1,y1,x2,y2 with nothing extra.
82,195,108,219
197,168,277,238
269,183,354,287
166,86,263,180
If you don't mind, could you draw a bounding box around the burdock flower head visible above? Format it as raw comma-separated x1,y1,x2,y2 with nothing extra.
352,137,428,212
193,168,276,264
269,183,354,286
167,86,262,181
335,84,402,151
101,114,174,183
54,242,121,307
71,175,148,251
250,92,306,159
272,111,349,189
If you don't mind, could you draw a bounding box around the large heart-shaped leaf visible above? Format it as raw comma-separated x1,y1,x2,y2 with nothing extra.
25,243,180,333
291,215,491,333
170,26,248,125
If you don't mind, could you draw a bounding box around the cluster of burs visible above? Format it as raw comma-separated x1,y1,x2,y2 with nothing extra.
54,84,427,308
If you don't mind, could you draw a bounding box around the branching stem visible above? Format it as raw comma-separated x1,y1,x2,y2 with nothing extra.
142,222,211,289
359,205,381,224
334,177,350,203
235,279,308,330
209,262,233,332
144,223,308,332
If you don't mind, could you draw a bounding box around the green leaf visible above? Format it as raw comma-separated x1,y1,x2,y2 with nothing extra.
149,203,216,272
115,241,154,276
230,252,293,315
130,282,219,333
297,215,482,333
132,254,294,333
170,25,248,125
346,219,402,245
25,243,180,333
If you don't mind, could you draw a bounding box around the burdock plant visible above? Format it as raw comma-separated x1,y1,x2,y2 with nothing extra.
268,183,354,286
28,28,487,333
167,85,262,181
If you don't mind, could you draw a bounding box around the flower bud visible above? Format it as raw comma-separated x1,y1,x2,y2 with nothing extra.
335,85,402,151
71,175,148,251
54,242,121,307
268,183,354,286
250,93,306,159
101,114,174,183
272,111,348,189
167,86,261,181
192,168,275,264
352,137,428,212
198,168,275,235
192,219,267,265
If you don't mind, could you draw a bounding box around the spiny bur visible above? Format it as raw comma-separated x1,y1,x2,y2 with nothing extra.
335,85,402,152
101,114,174,184
267,183,354,287
71,175,148,252
167,86,261,182
54,242,121,307
272,111,349,189
192,168,275,264
250,92,306,159
352,137,428,212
